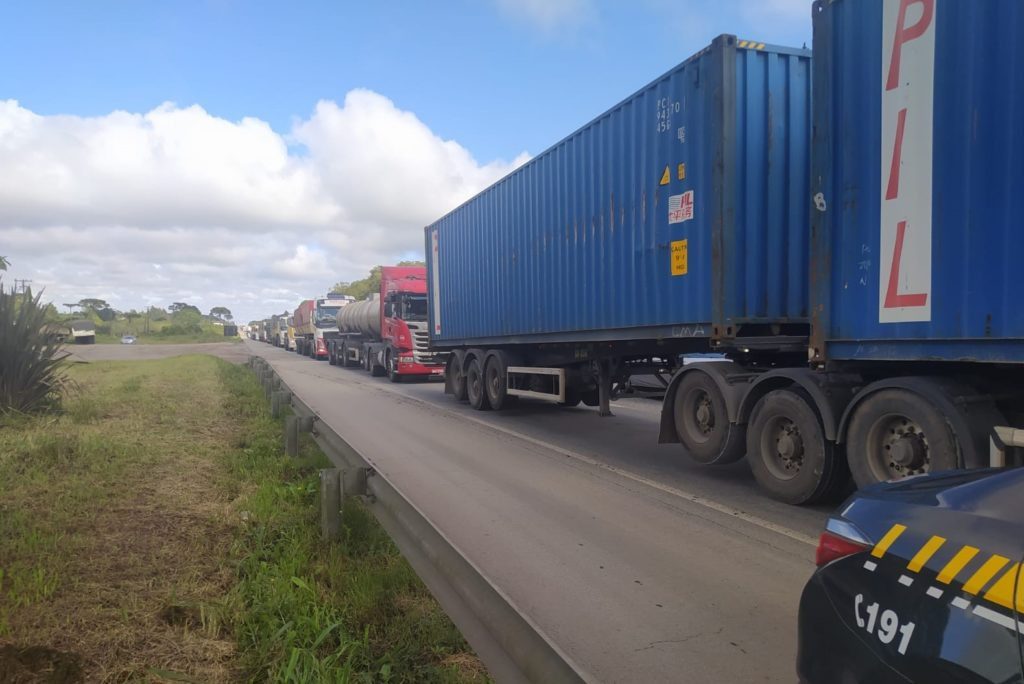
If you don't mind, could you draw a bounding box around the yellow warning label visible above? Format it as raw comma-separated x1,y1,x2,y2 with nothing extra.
659,166,670,186
677,163,686,180
671,239,688,276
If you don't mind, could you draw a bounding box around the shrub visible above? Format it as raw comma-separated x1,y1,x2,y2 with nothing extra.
0,282,70,413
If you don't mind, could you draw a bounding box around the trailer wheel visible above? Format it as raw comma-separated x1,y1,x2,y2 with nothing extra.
328,344,337,365
581,389,600,407
484,353,509,410
447,353,468,402
466,357,490,410
672,371,744,465
846,389,958,488
747,388,847,505
363,349,373,373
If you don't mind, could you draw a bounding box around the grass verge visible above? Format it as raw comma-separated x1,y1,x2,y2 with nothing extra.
0,355,487,683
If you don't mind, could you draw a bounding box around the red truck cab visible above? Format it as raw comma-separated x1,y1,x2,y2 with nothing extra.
380,266,445,379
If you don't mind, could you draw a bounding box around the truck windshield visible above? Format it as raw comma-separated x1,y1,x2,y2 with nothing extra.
316,306,341,327
400,295,428,322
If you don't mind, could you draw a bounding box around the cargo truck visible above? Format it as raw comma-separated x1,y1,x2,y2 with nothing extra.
426,4,1024,505
327,266,446,381
294,294,351,359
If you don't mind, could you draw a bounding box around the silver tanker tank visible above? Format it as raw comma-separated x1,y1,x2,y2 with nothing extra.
336,293,381,338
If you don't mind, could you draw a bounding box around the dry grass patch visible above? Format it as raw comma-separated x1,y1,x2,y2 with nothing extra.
0,356,240,682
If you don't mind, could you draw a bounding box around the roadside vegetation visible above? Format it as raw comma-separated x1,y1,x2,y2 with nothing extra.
0,282,69,414
0,355,486,682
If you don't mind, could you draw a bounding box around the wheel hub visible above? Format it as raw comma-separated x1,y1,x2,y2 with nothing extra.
774,422,803,470
871,415,931,477
694,394,714,435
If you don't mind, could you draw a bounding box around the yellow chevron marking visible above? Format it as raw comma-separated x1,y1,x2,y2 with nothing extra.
963,555,1011,595
983,564,1024,612
937,546,980,584
870,523,907,558
907,535,946,572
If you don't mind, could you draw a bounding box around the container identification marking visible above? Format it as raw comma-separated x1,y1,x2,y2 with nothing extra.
670,240,688,276
668,191,694,224
677,163,686,180
879,0,934,323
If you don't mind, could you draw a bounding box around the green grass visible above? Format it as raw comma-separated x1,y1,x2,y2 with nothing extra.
94,321,239,344
219,363,485,683
0,356,487,683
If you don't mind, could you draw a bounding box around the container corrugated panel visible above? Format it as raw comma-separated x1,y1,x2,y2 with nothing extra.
426,35,811,347
811,0,1024,363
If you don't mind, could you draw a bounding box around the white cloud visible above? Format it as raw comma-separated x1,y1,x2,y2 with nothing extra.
494,0,593,31
0,93,528,322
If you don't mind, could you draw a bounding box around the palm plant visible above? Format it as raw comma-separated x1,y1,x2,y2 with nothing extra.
0,281,69,413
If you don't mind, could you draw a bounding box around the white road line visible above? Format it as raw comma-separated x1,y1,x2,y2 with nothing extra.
863,560,878,572
952,597,970,610
898,574,914,587
264,353,819,549
926,586,944,599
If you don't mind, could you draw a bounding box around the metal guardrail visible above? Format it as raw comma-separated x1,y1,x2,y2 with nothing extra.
246,355,590,684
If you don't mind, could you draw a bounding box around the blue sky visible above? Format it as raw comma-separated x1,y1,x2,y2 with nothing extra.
0,0,813,321
1,0,811,162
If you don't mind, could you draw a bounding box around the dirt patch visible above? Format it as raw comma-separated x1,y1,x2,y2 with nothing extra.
0,645,83,684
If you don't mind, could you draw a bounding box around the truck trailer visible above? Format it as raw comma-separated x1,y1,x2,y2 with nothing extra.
294,294,351,359
426,2,1024,505
327,266,446,381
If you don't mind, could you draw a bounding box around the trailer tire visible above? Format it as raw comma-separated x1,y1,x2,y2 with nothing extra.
846,389,958,489
581,389,600,407
747,388,846,505
672,371,745,465
466,357,490,410
447,353,468,402
370,348,385,377
484,352,509,410
328,344,337,365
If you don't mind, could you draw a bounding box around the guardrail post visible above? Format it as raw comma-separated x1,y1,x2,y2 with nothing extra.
320,468,343,542
285,416,299,457
271,390,284,418
342,467,369,498
298,415,314,433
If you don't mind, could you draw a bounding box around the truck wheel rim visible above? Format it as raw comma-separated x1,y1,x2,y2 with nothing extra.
761,415,803,481
868,413,929,479
681,388,715,445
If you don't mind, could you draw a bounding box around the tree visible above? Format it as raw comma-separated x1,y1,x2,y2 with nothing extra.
169,302,201,315
331,266,382,301
397,260,425,267
77,298,111,312
210,306,233,321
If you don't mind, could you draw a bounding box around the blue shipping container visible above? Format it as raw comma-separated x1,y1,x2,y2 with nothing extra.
427,35,811,347
810,0,1024,364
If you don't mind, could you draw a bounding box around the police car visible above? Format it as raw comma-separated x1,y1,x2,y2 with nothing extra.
798,468,1024,683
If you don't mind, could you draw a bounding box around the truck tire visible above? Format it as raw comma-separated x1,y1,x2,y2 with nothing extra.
746,388,848,505
484,352,509,410
363,349,372,373
370,350,385,377
846,389,958,489
672,371,745,465
447,353,468,402
466,357,490,410
386,349,401,383
328,343,337,365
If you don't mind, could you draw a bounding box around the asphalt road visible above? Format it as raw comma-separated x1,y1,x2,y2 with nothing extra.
65,341,250,364
245,341,832,683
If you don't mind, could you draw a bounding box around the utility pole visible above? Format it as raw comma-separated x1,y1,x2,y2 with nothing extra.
13,278,32,296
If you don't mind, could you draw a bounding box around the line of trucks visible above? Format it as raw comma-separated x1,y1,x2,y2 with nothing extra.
250,0,1024,506
247,266,447,380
